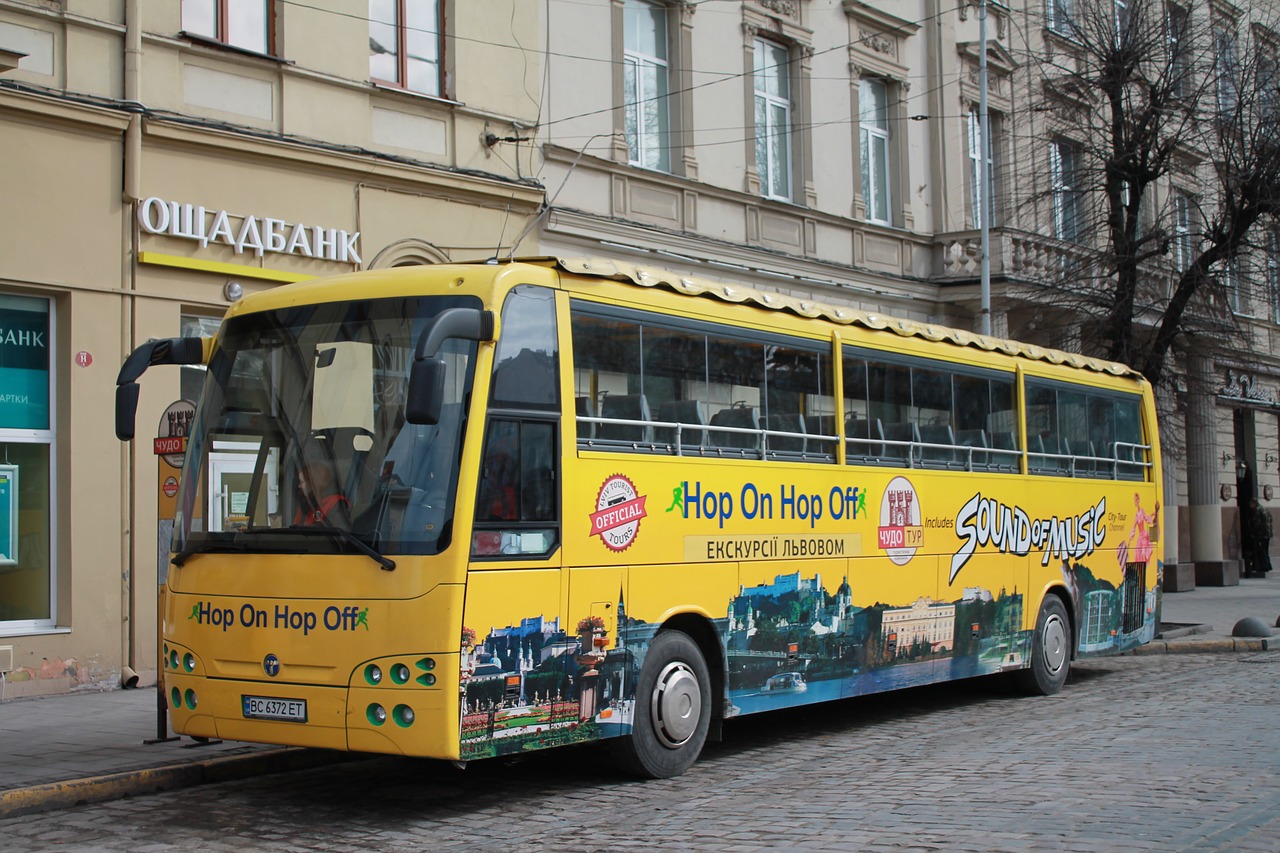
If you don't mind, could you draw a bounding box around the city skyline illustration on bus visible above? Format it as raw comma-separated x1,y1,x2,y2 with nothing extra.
459,534,1156,760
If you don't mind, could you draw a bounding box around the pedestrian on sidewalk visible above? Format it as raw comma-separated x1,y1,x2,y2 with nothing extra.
1246,498,1273,577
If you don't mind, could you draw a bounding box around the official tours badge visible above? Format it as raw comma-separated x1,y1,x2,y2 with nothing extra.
590,474,647,552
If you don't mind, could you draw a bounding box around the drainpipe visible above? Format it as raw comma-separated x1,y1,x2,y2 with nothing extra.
121,0,141,686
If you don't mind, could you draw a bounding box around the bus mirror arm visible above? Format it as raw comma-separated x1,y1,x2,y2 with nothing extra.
405,309,494,425
115,337,208,441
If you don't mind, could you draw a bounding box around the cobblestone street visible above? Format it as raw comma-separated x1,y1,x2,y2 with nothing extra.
2,653,1277,852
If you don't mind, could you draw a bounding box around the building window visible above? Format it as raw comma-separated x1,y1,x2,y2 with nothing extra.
182,0,272,54
861,77,892,225
967,108,999,228
1267,231,1280,324
1261,46,1280,122
624,0,671,172
1166,4,1191,99
1050,140,1082,243
1223,259,1241,314
1215,23,1239,116
1172,192,1193,272
0,293,54,627
369,0,443,96
1113,0,1130,40
754,37,792,202
1047,0,1074,36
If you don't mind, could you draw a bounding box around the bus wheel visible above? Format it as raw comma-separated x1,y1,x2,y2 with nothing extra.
1015,594,1071,696
613,630,710,779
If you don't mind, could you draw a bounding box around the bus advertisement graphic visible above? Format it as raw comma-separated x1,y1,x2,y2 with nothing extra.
590,474,647,552
878,476,923,565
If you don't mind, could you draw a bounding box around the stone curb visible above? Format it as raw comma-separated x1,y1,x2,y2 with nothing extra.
0,747,358,820
1127,636,1274,655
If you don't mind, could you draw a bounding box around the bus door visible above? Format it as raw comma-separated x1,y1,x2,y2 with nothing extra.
458,285,567,754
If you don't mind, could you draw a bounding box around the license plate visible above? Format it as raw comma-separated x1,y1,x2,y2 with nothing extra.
242,695,307,722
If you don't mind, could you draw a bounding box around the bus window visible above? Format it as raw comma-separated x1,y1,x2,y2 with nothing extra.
473,418,558,557
644,325,710,451
1026,381,1061,474
763,344,833,460
868,361,912,464
491,286,559,411
473,286,560,557
1115,396,1145,480
705,336,763,451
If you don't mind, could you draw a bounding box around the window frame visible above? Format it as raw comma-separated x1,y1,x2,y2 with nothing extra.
181,0,276,56
1050,140,1083,244
754,36,794,202
860,77,893,226
1166,3,1191,100
1214,22,1240,116
1267,230,1280,324
623,0,672,172
1223,258,1243,315
1113,0,1130,42
369,0,445,98
0,292,57,632
967,107,999,229
1047,0,1075,36
1172,191,1194,272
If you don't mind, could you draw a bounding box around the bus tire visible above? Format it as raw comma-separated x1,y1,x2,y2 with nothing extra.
613,630,711,779
1015,594,1072,696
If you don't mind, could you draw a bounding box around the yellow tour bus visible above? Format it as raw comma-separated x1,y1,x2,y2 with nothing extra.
116,257,1162,778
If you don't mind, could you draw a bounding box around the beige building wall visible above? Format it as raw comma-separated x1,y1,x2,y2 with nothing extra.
0,0,543,697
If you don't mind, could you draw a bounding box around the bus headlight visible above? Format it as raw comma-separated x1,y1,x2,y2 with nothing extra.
367,703,387,726
364,664,383,685
390,663,410,684
393,704,415,727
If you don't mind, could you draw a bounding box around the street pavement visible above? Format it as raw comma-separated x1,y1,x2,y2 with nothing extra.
0,571,1276,821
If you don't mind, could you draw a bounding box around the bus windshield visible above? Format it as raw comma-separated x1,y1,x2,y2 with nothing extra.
173,295,482,560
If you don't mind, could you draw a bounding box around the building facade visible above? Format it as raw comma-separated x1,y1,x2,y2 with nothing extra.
531,0,1280,586
1,0,1277,697
0,0,542,695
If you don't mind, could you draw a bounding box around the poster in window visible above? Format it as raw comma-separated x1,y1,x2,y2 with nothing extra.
0,464,16,565
0,296,50,430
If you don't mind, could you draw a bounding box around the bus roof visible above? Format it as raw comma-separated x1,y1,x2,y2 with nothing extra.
537,257,1142,380
227,256,1140,381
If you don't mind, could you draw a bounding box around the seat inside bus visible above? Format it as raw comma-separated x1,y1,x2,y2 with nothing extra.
656,399,707,448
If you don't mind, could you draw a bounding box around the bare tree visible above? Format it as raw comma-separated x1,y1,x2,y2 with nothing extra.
1019,0,1280,387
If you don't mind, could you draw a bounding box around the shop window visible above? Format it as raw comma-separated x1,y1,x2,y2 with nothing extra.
0,294,54,627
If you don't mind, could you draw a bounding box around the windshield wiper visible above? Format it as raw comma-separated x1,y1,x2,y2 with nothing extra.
171,538,254,567
246,526,396,571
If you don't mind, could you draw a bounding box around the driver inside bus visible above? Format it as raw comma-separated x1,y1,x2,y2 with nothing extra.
293,462,349,527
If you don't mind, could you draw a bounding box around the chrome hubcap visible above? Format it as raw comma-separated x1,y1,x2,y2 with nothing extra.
1041,613,1068,675
650,660,701,748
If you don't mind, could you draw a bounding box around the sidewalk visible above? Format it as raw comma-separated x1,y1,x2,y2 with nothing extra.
1,572,1277,819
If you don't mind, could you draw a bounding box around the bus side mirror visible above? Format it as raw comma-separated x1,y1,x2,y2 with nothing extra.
115,337,208,441
116,383,142,441
405,359,447,425
404,308,494,425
